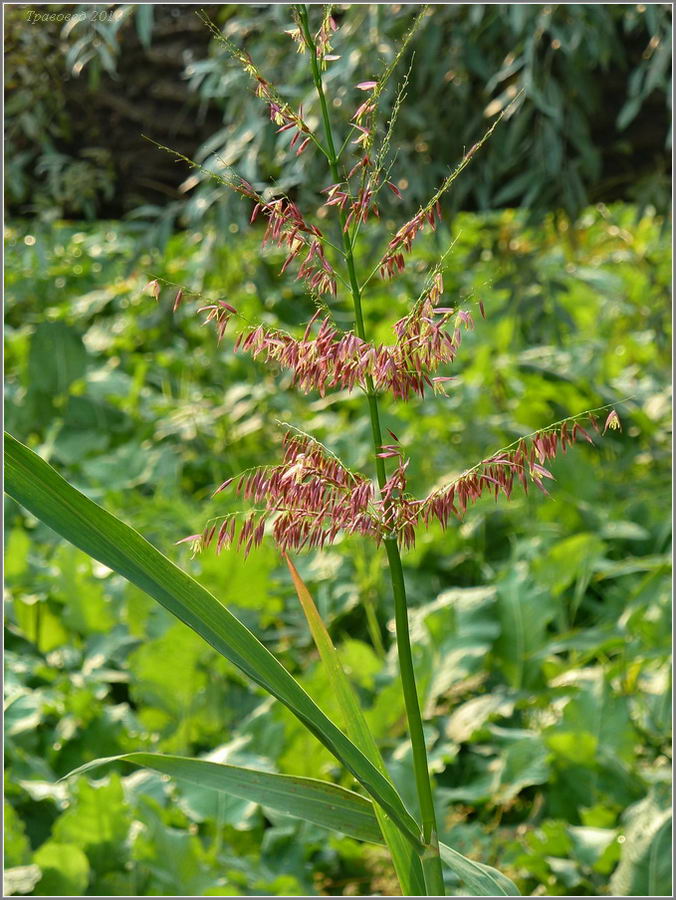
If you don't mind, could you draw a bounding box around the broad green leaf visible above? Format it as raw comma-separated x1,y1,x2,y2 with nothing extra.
496,736,550,804
567,825,617,870
10,595,71,653
446,694,515,744
129,620,208,716
66,752,383,845
285,556,428,896
545,669,636,767
412,587,500,707
610,793,672,897
4,433,422,850
533,533,606,598
439,842,520,896
33,842,90,896
494,565,555,689
51,775,130,874
198,539,282,623
53,543,116,635
130,797,218,896
28,321,88,395
4,693,44,737
3,800,31,867
4,528,31,580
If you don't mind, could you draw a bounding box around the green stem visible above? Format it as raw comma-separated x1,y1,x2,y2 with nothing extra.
299,7,444,894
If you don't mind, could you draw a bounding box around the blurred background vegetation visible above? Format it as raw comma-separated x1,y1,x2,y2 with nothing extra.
4,3,672,898
5,3,672,227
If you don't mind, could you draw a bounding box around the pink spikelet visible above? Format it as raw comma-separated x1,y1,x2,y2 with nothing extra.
208,430,379,555
603,410,621,434
145,279,161,300
233,279,479,401
197,300,238,344
253,197,337,296
379,202,443,279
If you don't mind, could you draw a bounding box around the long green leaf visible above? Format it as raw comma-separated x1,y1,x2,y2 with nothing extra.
65,753,383,844
439,843,520,896
285,555,427,895
4,433,422,851
287,556,521,898
65,754,519,896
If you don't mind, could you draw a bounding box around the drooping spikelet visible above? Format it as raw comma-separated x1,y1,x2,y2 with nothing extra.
233,276,477,401
184,410,618,556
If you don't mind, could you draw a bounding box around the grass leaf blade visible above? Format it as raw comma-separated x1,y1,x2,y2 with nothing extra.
65,753,383,845
285,554,427,895
440,842,520,896
4,432,422,851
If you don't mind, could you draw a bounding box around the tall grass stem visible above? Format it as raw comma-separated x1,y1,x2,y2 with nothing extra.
299,6,444,893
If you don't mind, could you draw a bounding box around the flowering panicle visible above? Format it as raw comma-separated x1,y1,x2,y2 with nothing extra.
378,109,508,280
250,196,337,295
233,284,476,400
198,12,313,154
416,412,610,530
165,17,621,575
203,431,379,555
186,407,618,557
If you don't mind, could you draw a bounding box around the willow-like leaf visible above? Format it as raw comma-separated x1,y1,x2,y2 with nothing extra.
65,752,520,895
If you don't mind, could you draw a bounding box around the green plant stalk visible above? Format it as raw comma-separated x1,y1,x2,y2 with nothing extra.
299,6,444,894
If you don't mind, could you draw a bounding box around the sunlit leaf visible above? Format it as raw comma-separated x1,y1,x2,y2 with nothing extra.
66,752,384,844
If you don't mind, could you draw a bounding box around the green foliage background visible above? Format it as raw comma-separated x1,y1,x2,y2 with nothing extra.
5,3,672,225
4,203,671,895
